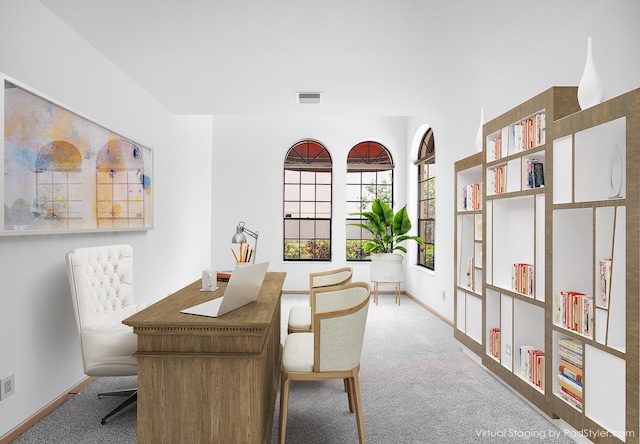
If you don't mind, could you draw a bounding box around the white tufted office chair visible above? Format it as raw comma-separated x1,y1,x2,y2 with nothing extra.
66,244,146,424
279,282,370,444
287,267,353,334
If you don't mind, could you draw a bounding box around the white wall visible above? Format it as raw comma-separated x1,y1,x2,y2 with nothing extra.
0,0,213,436
210,114,408,289
403,0,640,321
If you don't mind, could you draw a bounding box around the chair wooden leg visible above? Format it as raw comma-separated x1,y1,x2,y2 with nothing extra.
345,377,355,413
278,372,291,444
352,373,366,444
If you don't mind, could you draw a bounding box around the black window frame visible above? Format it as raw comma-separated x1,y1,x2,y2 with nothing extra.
345,141,394,262
283,139,333,261
416,129,435,270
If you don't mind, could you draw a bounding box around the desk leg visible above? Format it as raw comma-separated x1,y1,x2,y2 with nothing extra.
395,283,401,305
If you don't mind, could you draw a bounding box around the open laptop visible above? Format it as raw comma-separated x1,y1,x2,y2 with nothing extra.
181,261,269,318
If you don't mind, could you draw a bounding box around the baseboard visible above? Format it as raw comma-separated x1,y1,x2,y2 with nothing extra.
0,376,95,444
404,291,453,327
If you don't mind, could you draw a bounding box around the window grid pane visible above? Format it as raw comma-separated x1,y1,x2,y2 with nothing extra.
345,142,394,261
283,140,332,261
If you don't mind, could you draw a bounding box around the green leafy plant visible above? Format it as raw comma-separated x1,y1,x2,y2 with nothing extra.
349,198,424,254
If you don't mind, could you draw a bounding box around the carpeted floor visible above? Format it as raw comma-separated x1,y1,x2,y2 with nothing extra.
11,293,579,443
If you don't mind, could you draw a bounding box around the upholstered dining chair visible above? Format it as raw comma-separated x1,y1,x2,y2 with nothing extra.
279,282,370,444
66,244,147,424
287,267,353,334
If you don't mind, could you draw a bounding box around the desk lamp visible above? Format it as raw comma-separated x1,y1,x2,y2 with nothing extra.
231,221,259,263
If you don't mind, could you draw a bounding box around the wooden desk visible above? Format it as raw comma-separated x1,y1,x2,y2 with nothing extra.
123,271,286,444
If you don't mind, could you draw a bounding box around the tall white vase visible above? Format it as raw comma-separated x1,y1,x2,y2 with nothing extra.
475,107,484,152
577,36,603,110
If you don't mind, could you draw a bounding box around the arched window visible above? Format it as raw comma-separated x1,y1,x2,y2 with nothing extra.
283,140,332,261
34,140,83,229
416,128,435,270
345,141,394,261
96,139,147,229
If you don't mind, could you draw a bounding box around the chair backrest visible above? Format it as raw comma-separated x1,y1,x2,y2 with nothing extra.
66,244,137,333
312,282,370,372
309,267,353,290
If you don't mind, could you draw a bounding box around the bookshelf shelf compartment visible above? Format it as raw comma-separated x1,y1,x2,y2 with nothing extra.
513,299,545,391
457,163,483,212
487,194,544,301
554,117,627,204
486,128,506,163
574,118,626,203
522,152,545,191
456,290,482,344
553,331,584,412
508,110,546,155
485,289,501,359
584,345,625,437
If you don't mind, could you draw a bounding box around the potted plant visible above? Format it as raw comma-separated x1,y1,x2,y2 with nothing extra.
349,199,424,282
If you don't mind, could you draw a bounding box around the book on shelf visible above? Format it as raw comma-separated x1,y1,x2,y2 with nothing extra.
558,339,583,369
599,257,612,307
558,377,582,409
488,165,506,195
558,362,582,384
462,182,482,211
489,328,500,359
557,337,583,409
512,113,546,152
488,136,502,161
466,257,474,289
554,290,593,337
217,271,232,282
524,158,545,189
511,263,534,297
520,346,544,388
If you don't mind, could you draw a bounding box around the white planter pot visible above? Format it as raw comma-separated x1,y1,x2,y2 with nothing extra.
370,253,404,282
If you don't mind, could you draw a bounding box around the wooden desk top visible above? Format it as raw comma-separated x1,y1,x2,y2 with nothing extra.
123,272,286,353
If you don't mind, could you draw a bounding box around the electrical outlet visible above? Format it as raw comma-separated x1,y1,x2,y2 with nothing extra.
441,290,446,300
1,374,15,400
506,344,512,356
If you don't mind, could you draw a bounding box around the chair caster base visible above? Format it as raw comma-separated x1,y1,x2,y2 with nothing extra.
97,389,137,424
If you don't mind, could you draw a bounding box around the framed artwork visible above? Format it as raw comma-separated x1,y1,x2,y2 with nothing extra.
1,73,153,235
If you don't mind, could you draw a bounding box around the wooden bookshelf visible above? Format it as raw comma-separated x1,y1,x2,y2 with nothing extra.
549,89,640,443
454,151,484,357
455,86,640,443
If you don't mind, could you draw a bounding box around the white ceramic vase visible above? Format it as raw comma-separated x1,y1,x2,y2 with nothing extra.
577,36,603,110
370,253,404,282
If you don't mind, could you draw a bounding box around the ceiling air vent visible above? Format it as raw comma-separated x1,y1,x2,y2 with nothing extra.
297,92,322,104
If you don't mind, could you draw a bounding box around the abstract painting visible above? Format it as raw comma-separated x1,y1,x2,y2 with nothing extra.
2,75,153,234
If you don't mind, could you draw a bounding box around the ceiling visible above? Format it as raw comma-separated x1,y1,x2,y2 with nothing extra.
38,0,596,117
